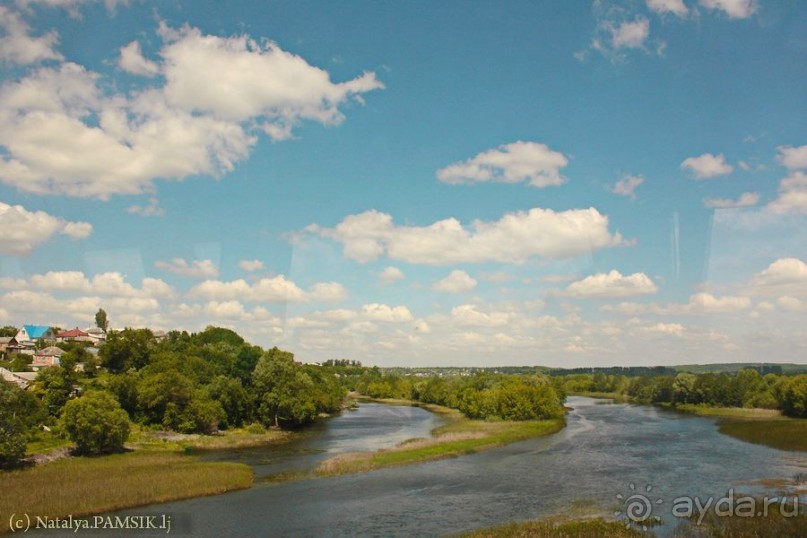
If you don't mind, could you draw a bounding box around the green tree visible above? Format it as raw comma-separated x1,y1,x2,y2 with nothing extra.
60,391,130,455
253,350,317,428
0,380,43,467
99,328,154,372
0,326,18,337
95,308,109,331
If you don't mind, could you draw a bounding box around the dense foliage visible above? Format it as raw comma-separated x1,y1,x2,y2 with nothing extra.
60,391,130,455
355,369,565,421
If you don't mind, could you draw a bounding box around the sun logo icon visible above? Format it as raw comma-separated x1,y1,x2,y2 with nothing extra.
614,482,664,530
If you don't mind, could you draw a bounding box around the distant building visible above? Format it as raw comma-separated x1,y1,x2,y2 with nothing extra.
15,325,56,343
56,328,90,343
0,367,37,389
83,327,107,345
31,346,64,370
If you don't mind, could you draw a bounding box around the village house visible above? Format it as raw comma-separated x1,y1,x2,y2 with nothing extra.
31,346,64,371
84,327,107,345
0,367,37,389
56,328,90,343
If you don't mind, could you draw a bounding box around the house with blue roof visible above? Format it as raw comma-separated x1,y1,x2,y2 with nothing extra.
15,325,56,343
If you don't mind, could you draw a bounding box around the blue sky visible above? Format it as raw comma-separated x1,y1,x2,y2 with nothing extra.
1,0,806,366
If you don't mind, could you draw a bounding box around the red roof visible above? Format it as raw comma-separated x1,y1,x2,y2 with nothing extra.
57,328,89,338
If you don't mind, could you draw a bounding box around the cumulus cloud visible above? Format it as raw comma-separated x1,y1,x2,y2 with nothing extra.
378,266,405,284
767,172,807,214
449,304,512,327
647,0,688,16
685,292,751,313
777,145,807,171
238,259,264,272
747,258,807,295
699,0,758,19
645,322,685,336
0,201,92,255
704,192,759,208
308,207,627,265
565,270,658,299
118,41,159,77
609,17,650,49
361,303,413,323
0,5,63,65
0,25,382,198
432,270,478,293
154,258,219,278
159,25,383,129
612,175,644,200
189,275,347,303
681,153,733,178
436,141,568,188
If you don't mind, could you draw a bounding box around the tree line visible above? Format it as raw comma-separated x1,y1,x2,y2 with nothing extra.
557,370,807,417
1,326,346,466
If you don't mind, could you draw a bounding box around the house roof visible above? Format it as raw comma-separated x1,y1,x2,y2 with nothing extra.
23,325,52,339
57,328,89,338
35,346,64,357
0,337,14,344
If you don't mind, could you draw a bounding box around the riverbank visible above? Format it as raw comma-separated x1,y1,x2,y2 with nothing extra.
667,404,807,452
316,397,565,476
0,425,300,533
0,451,252,534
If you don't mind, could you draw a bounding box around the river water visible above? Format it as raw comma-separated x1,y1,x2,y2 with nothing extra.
112,397,805,537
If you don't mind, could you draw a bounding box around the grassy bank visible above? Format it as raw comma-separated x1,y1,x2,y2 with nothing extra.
672,404,782,419
668,404,807,452
127,424,293,452
0,451,252,533
456,517,642,538
567,391,631,402
718,419,807,452
317,400,564,476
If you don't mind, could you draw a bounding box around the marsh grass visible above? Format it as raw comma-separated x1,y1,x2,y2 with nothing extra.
126,424,292,452
317,417,564,476
671,501,805,538
456,517,644,538
0,451,252,533
718,419,807,452
673,405,782,419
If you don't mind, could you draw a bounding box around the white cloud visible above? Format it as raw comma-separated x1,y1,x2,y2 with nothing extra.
0,201,92,255
681,153,733,178
309,207,627,265
154,258,219,278
238,259,264,272
309,282,349,302
704,192,759,208
361,303,413,323
566,270,658,299
127,197,165,217
748,258,807,294
647,0,689,16
436,141,568,188
699,0,758,19
777,145,807,171
189,275,347,303
118,41,159,77
612,175,644,199
449,304,512,327
645,322,685,336
767,172,807,214
0,6,62,65
378,266,405,284
432,270,478,293
0,25,382,198
160,25,383,130
610,17,650,49
15,0,127,17
685,292,751,313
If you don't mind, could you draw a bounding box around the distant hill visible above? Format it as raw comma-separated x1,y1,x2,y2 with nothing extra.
672,363,807,375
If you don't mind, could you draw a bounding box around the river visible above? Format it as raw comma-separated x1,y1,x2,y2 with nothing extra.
111,397,805,537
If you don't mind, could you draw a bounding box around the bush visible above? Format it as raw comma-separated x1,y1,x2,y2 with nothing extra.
60,391,130,455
